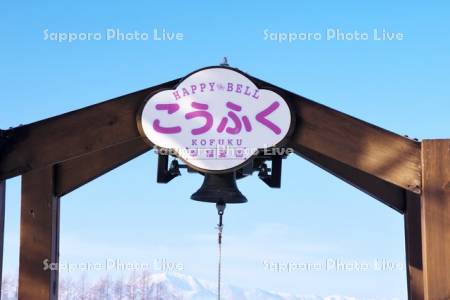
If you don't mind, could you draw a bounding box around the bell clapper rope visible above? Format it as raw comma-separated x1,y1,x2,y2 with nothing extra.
216,202,226,300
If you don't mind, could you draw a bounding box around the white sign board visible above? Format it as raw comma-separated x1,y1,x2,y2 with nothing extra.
139,67,292,172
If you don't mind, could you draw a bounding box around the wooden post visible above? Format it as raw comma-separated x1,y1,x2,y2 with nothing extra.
0,180,5,294
404,192,424,299
421,139,450,299
19,167,60,300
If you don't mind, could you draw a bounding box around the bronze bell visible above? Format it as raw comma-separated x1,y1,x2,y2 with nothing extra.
191,172,247,204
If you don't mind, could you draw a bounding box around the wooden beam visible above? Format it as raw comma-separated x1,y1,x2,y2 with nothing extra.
55,137,151,197
0,180,5,294
251,76,421,193
0,79,179,181
404,192,424,299
0,72,422,195
287,96,422,193
421,139,450,299
19,167,60,300
294,145,405,213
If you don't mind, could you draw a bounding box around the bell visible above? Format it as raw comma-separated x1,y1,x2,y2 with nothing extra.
191,172,247,204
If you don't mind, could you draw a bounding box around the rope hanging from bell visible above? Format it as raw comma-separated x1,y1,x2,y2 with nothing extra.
216,202,225,300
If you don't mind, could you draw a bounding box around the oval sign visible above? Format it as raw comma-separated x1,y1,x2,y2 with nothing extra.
139,67,292,172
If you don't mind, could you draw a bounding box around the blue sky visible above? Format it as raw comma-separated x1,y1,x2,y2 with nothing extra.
1,1,449,298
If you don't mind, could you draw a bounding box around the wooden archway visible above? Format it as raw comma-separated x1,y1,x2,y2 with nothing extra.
0,69,448,300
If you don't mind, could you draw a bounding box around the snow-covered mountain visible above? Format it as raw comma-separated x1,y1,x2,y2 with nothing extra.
1,272,359,300
135,272,357,300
